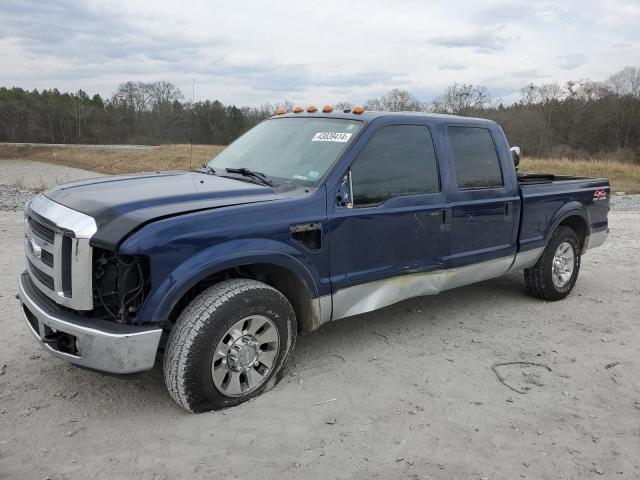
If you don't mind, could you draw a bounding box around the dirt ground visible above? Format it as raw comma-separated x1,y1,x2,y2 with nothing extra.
1,162,639,480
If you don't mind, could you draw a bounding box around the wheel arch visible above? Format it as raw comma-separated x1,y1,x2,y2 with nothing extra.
546,203,591,253
143,248,324,334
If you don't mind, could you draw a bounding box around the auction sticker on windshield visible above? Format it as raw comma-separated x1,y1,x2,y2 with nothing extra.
312,132,352,142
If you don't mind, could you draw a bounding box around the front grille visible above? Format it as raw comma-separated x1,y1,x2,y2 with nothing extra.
28,217,55,244
27,259,55,290
24,195,97,311
41,249,54,267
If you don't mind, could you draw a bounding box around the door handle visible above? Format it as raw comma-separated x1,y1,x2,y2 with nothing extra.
440,208,452,231
441,208,452,225
504,202,512,220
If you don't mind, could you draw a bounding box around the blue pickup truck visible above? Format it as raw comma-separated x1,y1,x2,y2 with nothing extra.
19,107,609,412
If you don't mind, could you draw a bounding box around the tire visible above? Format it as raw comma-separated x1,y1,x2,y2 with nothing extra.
163,279,297,413
524,226,582,301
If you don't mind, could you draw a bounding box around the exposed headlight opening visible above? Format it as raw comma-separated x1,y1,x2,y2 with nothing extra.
93,248,149,323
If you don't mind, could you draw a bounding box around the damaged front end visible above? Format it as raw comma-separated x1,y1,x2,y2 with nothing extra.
92,248,150,324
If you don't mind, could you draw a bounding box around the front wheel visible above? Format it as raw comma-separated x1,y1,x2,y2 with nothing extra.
163,279,297,413
524,226,581,301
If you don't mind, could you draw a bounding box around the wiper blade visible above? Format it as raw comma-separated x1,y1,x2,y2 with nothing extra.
225,167,275,187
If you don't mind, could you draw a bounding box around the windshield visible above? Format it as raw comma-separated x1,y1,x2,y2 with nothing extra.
207,117,363,184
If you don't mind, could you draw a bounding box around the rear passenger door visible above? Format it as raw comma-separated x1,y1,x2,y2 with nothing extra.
446,126,518,269
328,123,448,301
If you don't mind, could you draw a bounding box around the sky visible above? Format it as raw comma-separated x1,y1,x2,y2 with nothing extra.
1,0,639,106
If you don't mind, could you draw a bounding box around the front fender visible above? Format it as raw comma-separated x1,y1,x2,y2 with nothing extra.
137,239,321,324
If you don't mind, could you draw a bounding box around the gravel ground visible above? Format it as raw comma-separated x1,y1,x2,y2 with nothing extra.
0,186,36,211
0,159,104,191
1,161,639,480
0,160,105,211
610,194,640,211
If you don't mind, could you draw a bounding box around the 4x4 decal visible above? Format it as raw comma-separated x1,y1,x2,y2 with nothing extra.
593,189,608,201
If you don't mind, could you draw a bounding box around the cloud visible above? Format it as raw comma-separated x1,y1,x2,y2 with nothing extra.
512,69,548,79
473,3,534,24
0,0,221,64
535,8,571,23
428,30,509,52
0,0,637,105
437,64,468,71
0,0,402,99
554,54,588,70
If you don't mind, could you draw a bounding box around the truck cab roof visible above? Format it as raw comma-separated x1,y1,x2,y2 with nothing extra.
273,110,498,127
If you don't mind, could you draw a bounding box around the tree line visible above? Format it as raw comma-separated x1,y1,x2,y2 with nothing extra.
0,66,638,161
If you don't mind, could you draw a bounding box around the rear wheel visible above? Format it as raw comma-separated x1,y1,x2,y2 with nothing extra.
524,226,581,301
163,279,296,412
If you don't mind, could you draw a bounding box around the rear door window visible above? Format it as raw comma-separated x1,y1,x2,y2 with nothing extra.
448,127,503,189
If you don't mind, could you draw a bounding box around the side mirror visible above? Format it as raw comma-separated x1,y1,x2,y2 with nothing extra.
510,146,521,169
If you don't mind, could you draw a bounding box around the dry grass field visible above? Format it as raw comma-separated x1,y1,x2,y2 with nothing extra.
520,157,640,194
1,143,639,193
0,143,225,175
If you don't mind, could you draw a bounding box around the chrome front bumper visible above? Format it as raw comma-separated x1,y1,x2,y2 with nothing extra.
19,272,162,374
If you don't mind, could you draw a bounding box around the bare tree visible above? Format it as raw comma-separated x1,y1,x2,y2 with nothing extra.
431,84,490,115
73,90,92,142
148,81,183,142
574,80,611,102
518,82,566,139
274,100,295,112
608,66,640,97
362,90,422,111
380,89,423,111
607,67,640,148
335,102,352,111
112,81,152,138
520,82,565,105
364,97,384,111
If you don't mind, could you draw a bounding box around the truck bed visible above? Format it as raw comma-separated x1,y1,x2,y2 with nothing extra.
517,172,610,254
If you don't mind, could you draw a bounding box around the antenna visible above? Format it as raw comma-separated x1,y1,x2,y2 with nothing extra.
189,78,195,171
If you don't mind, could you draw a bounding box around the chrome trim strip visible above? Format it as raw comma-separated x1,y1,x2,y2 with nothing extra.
506,247,544,273
318,295,332,326
331,255,514,321
24,220,55,254
308,294,333,330
19,273,162,374
64,235,94,309
26,259,54,291
24,238,54,276
585,229,608,252
28,194,97,239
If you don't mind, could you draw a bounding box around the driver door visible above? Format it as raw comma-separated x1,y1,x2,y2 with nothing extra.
326,122,449,319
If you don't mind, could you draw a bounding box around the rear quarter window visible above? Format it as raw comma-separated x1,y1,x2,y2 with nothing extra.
448,126,504,189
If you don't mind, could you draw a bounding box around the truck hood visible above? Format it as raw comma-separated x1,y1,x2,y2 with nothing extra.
45,171,281,249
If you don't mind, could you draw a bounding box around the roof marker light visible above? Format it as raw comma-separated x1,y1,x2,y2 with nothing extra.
276,108,287,115
322,105,334,113
293,106,304,113
352,106,364,114
307,105,318,113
